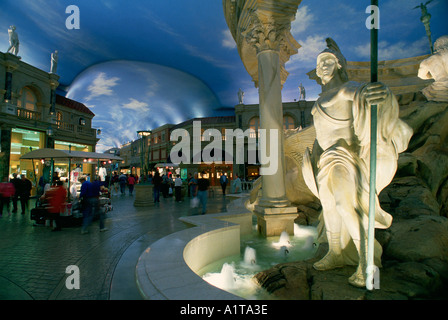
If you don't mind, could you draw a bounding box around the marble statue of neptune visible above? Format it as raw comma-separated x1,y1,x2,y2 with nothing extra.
302,38,413,287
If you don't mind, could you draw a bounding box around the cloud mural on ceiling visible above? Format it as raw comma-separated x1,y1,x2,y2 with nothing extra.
66,60,228,152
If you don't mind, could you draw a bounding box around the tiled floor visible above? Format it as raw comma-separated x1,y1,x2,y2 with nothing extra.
0,187,230,300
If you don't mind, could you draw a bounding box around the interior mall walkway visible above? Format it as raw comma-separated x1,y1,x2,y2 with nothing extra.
0,187,230,300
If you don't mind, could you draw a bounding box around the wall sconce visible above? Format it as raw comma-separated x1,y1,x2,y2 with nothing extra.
97,129,102,135
46,126,54,136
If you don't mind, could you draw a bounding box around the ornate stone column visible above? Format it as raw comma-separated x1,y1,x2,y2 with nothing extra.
0,126,12,180
2,55,20,115
223,0,302,236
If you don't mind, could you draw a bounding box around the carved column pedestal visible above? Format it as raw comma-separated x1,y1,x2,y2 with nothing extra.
133,184,154,207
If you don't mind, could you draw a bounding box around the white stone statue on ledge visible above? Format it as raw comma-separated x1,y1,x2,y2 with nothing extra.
298,83,306,101
7,25,19,56
301,38,413,287
238,88,244,104
50,50,58,74
418,35,448,102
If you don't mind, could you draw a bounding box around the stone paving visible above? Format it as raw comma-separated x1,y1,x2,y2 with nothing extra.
0,187,230,300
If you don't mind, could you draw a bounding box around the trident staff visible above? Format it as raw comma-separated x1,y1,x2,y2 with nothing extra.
367,0,379,291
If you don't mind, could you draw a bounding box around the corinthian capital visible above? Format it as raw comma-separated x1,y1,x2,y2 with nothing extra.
243,15,288,53
223,0,301,86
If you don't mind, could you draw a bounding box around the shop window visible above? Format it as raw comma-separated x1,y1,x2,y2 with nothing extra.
9,128,45,189
249,117,260,138
283,115,295,130
17,87,37,111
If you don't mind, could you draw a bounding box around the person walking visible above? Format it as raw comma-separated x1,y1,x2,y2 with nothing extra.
197,171,209,215
44,180,67,231
19,175,32,214
111,172,119,196
232,174,242,194
189,172,199,209
80,176,106,234
128,174,136,196
10,173,21,213
187,173,192,197
174,174,182,202
152,171,162,203
162,174,170,198
0,176,15,217
118,173,127,196
219,172,228,195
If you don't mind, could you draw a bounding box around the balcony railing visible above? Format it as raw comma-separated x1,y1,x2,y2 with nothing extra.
55,120,96,137
17,107,41,121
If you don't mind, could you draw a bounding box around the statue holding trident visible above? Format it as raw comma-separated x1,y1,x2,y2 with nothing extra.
301,36,413,287
413,0,434,54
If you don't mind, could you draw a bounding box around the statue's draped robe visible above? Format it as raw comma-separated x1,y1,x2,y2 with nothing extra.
302,82,413,266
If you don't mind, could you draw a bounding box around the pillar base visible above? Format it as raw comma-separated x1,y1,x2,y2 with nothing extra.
254,205,298,237
133,184,154,207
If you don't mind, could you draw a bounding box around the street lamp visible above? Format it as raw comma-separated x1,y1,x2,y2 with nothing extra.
137,130,152,182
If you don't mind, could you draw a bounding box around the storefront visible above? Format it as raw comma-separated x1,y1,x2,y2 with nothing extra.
7,128,96,196
8,128,45,195
52,140,93,183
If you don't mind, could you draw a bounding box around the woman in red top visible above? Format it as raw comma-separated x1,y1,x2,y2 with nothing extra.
127,174,136,196
45,180,67,231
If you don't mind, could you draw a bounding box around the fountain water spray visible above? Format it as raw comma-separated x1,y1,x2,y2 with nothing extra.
243,246,257,266
272,231,291,248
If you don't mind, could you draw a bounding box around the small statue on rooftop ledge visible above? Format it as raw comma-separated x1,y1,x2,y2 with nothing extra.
302,38,413,287
7,25,20,56
299,83,306,101
238,88,244,104
50,50,59,74
418,35,448,102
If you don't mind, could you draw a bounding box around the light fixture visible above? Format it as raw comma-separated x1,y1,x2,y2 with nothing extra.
137,130,152,137
97,129,102,135
46,126,54,136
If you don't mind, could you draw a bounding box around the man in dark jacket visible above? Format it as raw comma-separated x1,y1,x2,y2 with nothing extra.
19,175,32,214
10,173,21,213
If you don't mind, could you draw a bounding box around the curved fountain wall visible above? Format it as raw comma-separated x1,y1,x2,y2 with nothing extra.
135,195,253,300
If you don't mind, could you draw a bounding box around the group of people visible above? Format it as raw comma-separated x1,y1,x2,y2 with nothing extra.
39,175,109,233
0,174,32,217
110,172,137,196
150,171,210,214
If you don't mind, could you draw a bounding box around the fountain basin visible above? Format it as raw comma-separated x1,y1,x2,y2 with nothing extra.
135,209,253,300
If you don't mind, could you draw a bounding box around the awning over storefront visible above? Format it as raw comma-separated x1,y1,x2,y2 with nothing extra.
154,163,179,168
20,148,123,161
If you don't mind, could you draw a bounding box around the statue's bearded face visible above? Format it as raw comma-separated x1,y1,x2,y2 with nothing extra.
316,53,341,85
